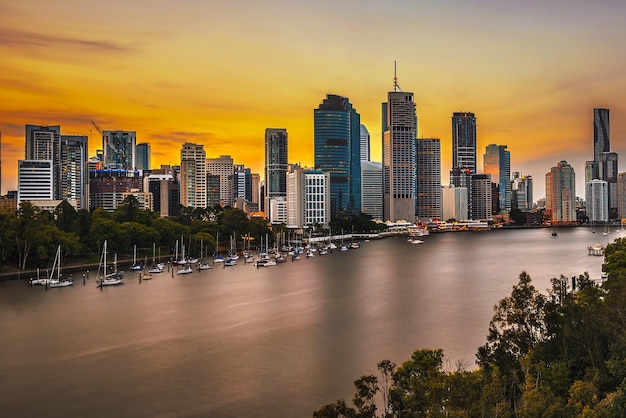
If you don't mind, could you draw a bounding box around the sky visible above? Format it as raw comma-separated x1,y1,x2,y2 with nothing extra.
2,0,626,199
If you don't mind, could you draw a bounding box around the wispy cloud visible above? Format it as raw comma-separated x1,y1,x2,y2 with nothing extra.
0,27,138,53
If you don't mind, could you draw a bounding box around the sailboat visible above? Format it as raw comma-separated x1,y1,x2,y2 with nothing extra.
229,233,239,260
48,245,73,287
147,243,164,273
98,241,123,286
198,240,212,270
130,244,142,270
213,231,224,263
176,239,193,274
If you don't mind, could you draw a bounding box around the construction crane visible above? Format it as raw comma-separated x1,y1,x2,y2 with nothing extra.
91,120,103,136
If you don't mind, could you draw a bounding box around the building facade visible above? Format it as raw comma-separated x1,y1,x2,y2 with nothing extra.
314,94,361,217
547,161,576,223
102,130,136,171
383,91,416,222
179,142,206,208
416,138,442,221
471,174,493,221
360,124,370,161
361,161,383,221
451,112,476,174
265,128,288,219
483,144,511,213
136,142,151,171
442,186,468,221
586,179,608,222
207,155,234,206
17,160,54,202
511,172,533,211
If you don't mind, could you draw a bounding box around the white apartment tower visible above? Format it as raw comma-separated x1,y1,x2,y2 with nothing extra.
207,155,234,206
180,142,206,208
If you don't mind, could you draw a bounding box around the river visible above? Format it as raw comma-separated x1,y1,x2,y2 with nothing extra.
0,227,612,417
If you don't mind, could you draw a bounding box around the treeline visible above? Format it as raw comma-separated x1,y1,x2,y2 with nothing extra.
314,238,626,417
0,198,385,271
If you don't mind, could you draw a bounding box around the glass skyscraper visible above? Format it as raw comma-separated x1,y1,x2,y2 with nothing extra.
594,108,610,162
451,112,477,174
314,94,361,217
483,144,511,213
136,142,151,171
264,128,288,219
416,138,442,220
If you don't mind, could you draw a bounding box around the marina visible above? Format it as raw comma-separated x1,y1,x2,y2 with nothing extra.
0,227,613,417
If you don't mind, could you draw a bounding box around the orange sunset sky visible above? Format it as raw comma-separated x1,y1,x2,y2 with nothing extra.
2,0,626,199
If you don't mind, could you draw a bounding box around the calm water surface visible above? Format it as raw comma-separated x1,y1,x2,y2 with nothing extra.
0,227,611,417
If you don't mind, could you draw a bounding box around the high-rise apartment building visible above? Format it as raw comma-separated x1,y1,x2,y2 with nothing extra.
286,165,330,228
547,161,576,223
586,179,608,222
483,144,511,214
314,94,361,217
451,112,477,174
25,125,61,199
383,90,416,222
598,152,618,218
136,142,151,171
416,138,442,221
251,173,260,213
264,128,288,218
60,135,89,209
231,165,252,203
471,174,493,221
207,155,234,206
361,161,383,221
360,124,370,161
617,173,626,219
179,142,206,208
102,130,136,171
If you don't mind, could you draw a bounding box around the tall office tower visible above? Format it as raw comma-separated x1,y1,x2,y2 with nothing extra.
314,94,361,217
360,124,370,161
251,173,260,212
483,144,511,214
511,172,533,211
17,160,54,202
136,143,151,171
598,152,618,218
547,161,576,223
232,165,252,203
383,84,417,222
265,128,288,219
25,124,61,199
361,161,383,220
617,173,626,219
416,138,442,221
179,142,206,208
102,130,136,171
586,179,608,222
451,112,477,174
594,108,610,162
286,164,330,228
471,174,493,221
206,155,234,206
442,186,468,221
207,174,221,208
60,135,89,209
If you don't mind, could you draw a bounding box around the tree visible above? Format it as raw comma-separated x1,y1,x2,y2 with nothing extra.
54,200,78,233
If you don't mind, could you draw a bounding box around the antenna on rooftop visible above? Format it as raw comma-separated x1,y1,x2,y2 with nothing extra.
393,60,403,92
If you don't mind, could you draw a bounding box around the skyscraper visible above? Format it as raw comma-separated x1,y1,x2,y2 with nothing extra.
451,112,477,174
60,135,89,209
136,142,151,171
383,86,417,222
360,124,370,161
547,161,576,223
594,108,610,162
416,138,442,221
471,174,493,221
586,179,608,222
314,95,361,217
179,142,206,208
483,144,511,213
102,130,136,171
265,128,288,219
25,124,61,199
511,172,533,212
361,161,383,221
207,155,234,206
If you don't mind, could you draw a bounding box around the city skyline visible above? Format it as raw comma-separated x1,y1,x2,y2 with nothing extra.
2,1,626,199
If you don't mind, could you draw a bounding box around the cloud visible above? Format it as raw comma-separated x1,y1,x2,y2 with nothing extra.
0,27,138,54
